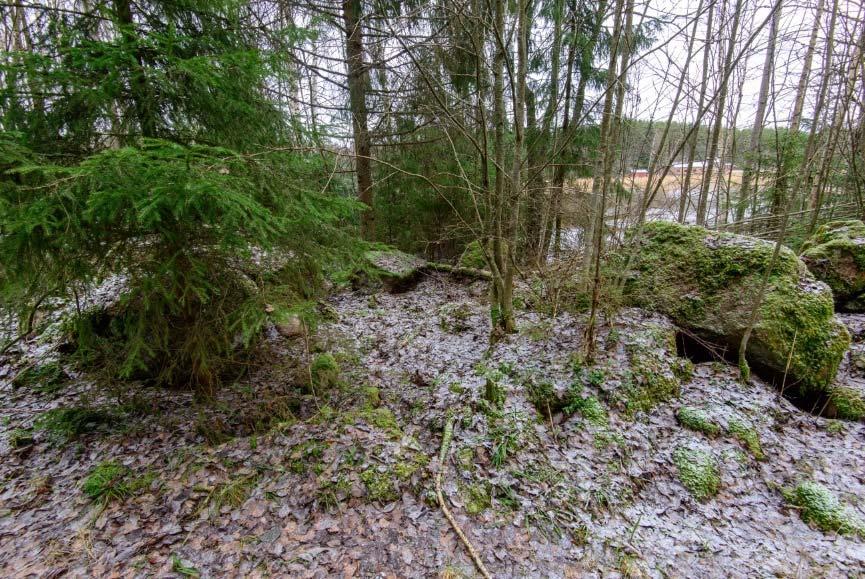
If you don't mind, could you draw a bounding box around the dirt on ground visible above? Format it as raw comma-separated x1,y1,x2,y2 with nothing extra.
1,272,864,578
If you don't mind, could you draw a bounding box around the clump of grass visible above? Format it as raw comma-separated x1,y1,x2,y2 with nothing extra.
212,474,258,509
310,353,340,389
676,406,720,436
483,376,507,414
489,411,525,467
783,481,865,536
35,406,115,441
171,555,200,577
8,428,34,448
727,419,765,460
565,395,608,427
287,439,327,474
82,461,131,503
673,446,720,501
12,362,68,396
439,303,473,333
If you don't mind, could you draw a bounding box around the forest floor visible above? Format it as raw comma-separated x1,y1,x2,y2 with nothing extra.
1,272,864,578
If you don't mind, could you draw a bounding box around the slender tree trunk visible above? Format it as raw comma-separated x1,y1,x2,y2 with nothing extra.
584,0,627,360
735,0,780,230
771,0,824,221
113,0,155,139
343,0,375,239
678,1,715,223
739,0,824,381
696,0,744,226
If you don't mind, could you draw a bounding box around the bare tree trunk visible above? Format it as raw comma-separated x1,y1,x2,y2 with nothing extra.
696,0,744,226
678,1,715,223
738,0,824,381
343,0,375,239
771,0,824,221
549,0,608,256
735,0,780,230
584,0,629,360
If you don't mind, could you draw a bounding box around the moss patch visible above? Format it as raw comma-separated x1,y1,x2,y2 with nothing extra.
565,395,609,427
728,419,765,460
458,240,487,270
360,468,398,503
783,481,865,536
673,445,720,501
800,220,865,309
828,386,865,421
676,406,720,436
462,482,492,515
310,353,340,390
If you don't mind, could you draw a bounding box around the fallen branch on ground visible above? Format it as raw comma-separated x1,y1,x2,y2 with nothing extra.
435,414,492,579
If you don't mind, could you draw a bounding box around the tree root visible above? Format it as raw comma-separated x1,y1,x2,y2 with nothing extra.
435,415,493,579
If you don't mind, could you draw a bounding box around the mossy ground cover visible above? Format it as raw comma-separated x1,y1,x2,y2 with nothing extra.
783,481,865,536
673,445,720,501
676,406,720,436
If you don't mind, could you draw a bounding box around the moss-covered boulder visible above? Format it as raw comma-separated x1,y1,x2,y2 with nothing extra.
361,249,427,292
622,221,849,398
800,220,865,311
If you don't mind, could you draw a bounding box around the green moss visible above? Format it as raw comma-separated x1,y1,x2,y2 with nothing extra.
673,445,720,501
361,406,400,433
825,420,847,435
783,481,865,536
593,429,626,450
828,386,865,421
456,447,476,472
360,468,398,503
727,419,765,460
363,386,382,407
462,482,492,515
676,406,720,436
801,220,865,306
458,240,487,270
82,461,131,503
393,451,429,481
439,303,473,333
12,362,67,396
310,353,340,389
623,221,850,395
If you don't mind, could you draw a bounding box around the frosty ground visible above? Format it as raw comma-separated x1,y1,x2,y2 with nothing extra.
1,272,863,577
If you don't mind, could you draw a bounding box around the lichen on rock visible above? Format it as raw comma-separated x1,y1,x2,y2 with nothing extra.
622,221,850,399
